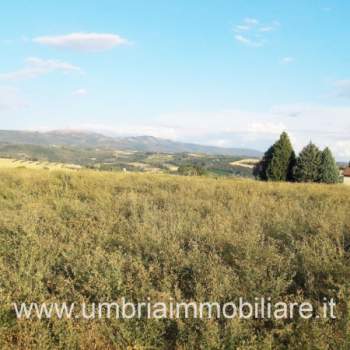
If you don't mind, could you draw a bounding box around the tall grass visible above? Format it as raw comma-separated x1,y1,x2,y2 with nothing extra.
0,168,349,349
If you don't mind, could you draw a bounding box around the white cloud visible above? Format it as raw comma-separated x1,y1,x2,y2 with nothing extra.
244,18,259,26
0,87,27,110
72,88,87,96
60,123,179,140
27,57,81,72
281,57,295,64
234,35,264,47
33,32,129,52
234,18,279,47
248,121,286,135
234,25,251,32
154,105,350,159
67,115,287,154
270,104,350,156
259,27,274,33
233,18,259,33
0,57,81,81
333,80,350,98
333,141,350,158
259,21,280,32
34,104,350,160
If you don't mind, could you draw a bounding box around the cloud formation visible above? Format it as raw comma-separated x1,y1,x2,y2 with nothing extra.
333,140,350,158
281,57,294,64
333,80,350,98
234,34,264,48
72,88,88,96
33,33,129,52
233,18,279,47
0,57,81,81
152,105,350,159
0,87,27,110
37,103,350,159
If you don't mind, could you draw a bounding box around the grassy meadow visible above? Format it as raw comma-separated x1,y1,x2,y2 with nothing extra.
0,168,349,349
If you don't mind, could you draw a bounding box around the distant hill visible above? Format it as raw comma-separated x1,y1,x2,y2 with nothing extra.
0,130,262,157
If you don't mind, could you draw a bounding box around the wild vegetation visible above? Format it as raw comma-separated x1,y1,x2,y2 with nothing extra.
0,168,349,349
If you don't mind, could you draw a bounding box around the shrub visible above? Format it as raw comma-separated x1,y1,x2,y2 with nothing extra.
177,165,206,176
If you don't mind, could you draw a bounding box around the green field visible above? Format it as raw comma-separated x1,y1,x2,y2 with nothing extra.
0,168,349,349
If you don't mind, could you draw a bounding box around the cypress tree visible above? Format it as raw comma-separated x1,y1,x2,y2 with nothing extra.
253,145,274,180
294,142,321,182
318,147,339,184
254,132,296,181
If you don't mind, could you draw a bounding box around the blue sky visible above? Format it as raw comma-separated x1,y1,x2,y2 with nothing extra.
1,0,350,159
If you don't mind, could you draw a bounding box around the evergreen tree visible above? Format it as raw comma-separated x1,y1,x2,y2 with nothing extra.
254,132,296,181
253,145,274,180
318,147,339,184
294,142,321,182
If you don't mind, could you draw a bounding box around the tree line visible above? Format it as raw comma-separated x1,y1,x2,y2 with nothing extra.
254,132,340,183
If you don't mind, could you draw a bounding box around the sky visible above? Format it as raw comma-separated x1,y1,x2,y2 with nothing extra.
0,0,350,160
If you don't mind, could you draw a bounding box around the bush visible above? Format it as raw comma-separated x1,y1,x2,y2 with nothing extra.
177,165,206,176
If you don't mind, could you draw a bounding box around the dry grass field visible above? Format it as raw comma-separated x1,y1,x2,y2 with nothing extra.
0,168,349,349
230,158,260,169
0,158,81,171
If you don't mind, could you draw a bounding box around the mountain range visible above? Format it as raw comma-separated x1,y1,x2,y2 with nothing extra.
0,130,262,157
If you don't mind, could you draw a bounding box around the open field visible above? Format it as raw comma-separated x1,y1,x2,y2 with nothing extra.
0,158,81,171
230,158,260,169
0,168,349,349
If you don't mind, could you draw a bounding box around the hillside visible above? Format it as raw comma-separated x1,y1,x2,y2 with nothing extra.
0,168,349,349
0,130,262,157
0,144,256,178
